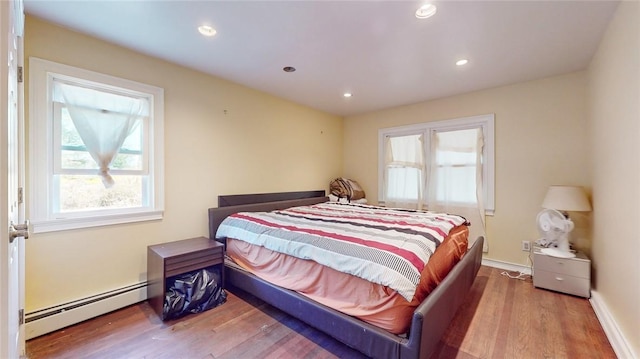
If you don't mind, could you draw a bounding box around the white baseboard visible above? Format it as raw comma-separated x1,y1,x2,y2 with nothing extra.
590,291,637,359
482,258,532,275
25,282,147,340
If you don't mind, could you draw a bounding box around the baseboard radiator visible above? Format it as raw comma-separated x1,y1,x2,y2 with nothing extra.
25,282,147,340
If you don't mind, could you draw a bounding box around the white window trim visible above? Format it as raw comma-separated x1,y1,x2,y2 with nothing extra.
29,57,165,233
378,114,495,215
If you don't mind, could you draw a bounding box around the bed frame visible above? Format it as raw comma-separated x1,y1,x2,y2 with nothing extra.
208,190,484,359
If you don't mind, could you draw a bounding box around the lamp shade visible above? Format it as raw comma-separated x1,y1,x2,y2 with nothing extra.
542,185,592,212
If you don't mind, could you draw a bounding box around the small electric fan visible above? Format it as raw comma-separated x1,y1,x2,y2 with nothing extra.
536,208,575,258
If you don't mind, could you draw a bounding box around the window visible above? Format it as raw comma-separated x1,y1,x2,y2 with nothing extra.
29,58,164,233
383,133,426,208
378,114,494,215
430,128,482,206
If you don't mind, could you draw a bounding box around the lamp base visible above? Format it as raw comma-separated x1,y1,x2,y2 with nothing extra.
541,247,576,258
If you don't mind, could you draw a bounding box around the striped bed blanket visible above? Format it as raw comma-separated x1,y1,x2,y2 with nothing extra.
216,202,467,301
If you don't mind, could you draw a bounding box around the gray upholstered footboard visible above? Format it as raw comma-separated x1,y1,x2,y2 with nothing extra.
404,236,484,359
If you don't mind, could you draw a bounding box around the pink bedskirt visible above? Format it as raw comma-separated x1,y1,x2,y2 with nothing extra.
226,225,469,334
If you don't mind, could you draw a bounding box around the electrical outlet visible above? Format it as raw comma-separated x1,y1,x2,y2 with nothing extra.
521,240,531,252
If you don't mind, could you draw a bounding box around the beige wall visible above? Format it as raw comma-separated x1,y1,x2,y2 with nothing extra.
344,72,590,266
587,1,640,356
24,17,343,311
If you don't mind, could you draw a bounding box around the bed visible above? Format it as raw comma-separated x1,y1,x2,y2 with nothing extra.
208,190,484,359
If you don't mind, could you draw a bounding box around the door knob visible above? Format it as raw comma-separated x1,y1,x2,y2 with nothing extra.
9,220,29,242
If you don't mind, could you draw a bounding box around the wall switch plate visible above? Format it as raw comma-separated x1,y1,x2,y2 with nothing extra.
522,240,531,252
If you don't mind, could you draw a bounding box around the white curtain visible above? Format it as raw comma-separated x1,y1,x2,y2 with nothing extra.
54,81,147,188
383,133,425,209
427,128,486,246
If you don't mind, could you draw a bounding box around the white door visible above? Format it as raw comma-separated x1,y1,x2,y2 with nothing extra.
1,0,26,357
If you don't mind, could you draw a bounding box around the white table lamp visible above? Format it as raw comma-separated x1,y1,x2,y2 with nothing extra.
540,185,591,258
542,185,592,213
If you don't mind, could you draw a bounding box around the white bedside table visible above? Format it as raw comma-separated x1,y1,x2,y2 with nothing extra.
533,248,591,298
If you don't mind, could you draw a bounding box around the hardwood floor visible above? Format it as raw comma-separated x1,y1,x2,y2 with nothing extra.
26,266,616,359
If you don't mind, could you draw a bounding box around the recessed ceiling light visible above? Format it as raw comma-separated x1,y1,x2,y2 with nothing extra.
456,59,469,66
198,25,217,37
343,93,353,98
415,3,437,19
283,66,296,73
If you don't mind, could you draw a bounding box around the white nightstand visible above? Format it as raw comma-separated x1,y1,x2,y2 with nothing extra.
533,248,591,298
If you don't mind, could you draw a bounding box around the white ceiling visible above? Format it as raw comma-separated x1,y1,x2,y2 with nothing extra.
24,0,619,117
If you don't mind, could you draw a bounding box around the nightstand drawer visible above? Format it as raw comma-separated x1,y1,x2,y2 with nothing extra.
165,249,223,277
534,253,589,279
534,269,590,297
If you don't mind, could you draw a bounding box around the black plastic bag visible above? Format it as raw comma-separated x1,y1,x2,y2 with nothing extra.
162,267,226,320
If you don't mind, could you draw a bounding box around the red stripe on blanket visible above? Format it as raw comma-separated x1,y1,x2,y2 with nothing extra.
324,204,465,227
284,208,449,238
231,213,426,270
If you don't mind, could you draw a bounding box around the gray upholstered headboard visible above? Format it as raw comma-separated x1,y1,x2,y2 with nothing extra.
208,191,328,241
217,190,326,207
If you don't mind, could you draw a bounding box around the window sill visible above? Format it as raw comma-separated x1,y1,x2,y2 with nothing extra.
31,210,163,233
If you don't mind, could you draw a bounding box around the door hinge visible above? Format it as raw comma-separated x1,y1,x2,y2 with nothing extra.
18,187,23,204
18,309,24,325
17,66,23,83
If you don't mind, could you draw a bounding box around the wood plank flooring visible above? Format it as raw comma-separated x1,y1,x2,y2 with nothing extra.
26,266,617,358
